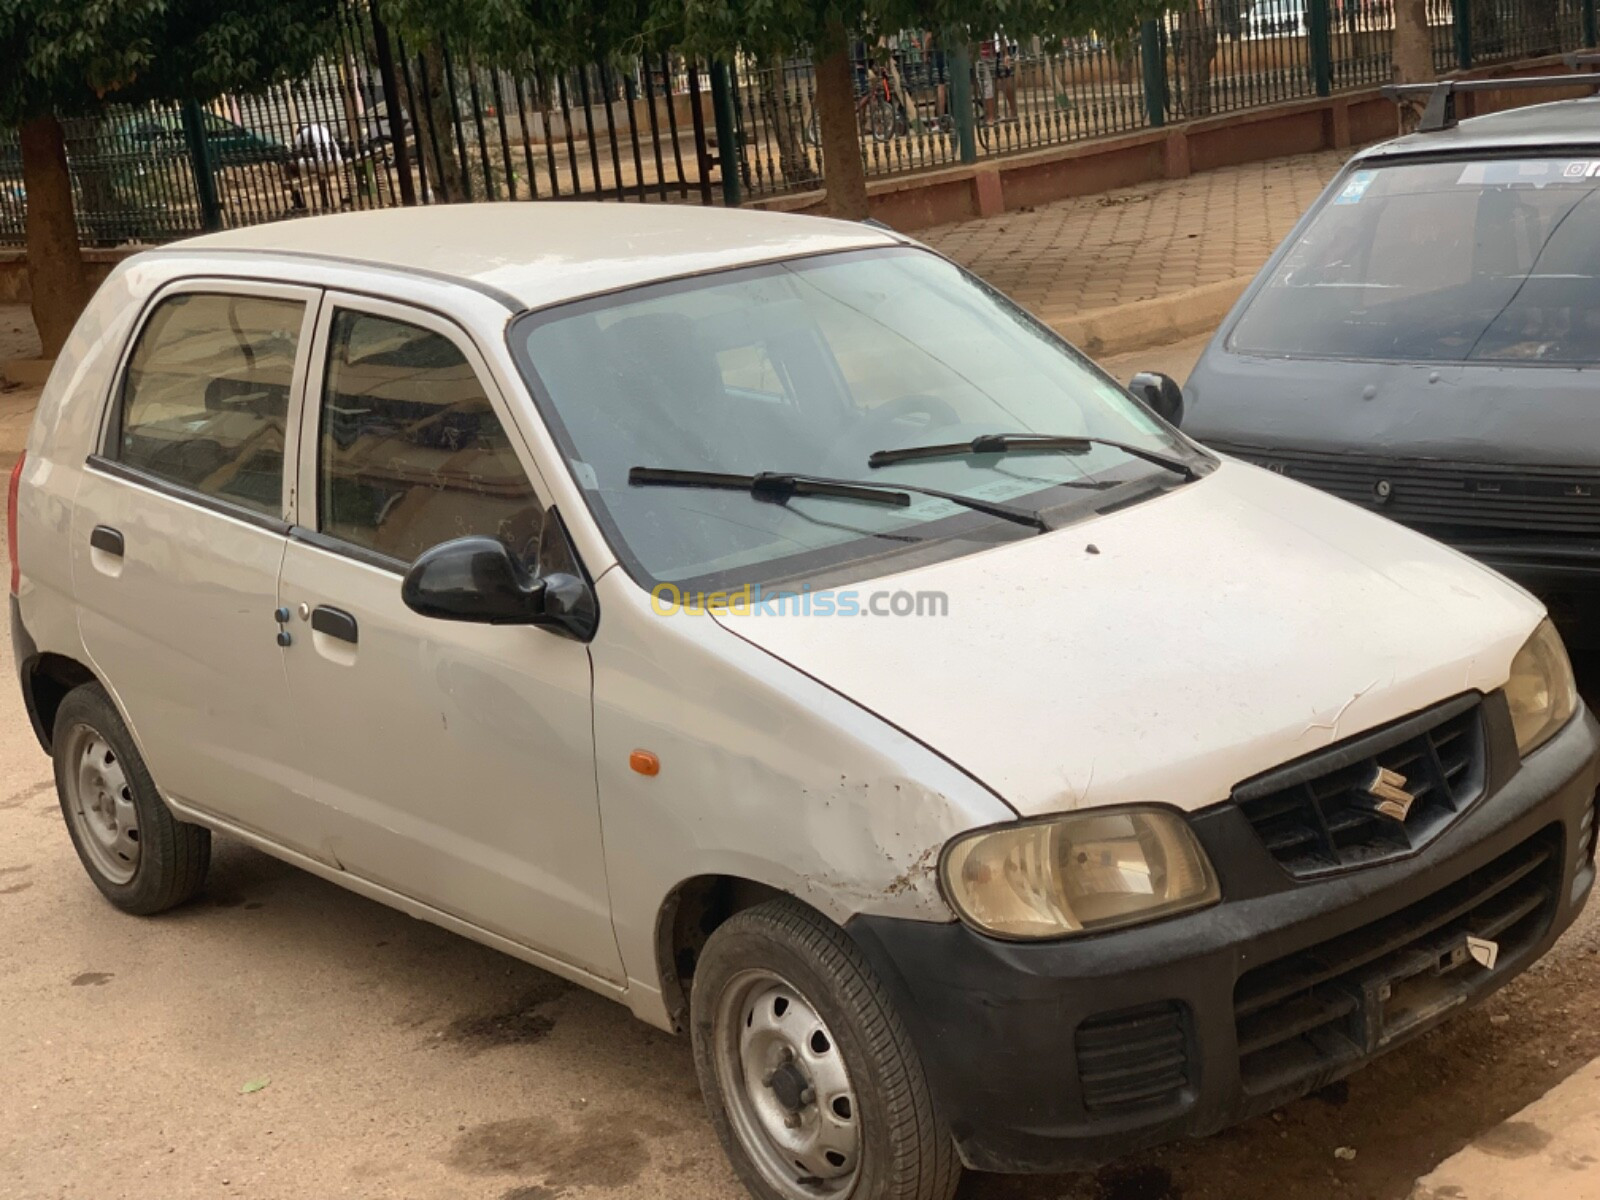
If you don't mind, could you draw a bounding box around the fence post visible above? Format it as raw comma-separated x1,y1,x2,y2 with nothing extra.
687,64,715,206
179,100,223,231
1452,0,1473,69
1586,0,1598,48
709,61,741,207
1140,20,1167,129
949,39,978,163
1307,0,1333,96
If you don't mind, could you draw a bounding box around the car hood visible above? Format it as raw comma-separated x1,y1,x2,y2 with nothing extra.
711,461,1544,818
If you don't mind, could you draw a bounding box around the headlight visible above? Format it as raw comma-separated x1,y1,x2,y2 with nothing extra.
940,806,1220,940
1507,618,1578,757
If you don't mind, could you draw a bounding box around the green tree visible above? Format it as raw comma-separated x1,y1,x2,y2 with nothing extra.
0,0,340,356
390,0,1153,219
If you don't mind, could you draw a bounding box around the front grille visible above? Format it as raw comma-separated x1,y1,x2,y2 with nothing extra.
1219,445,1600,536
1233,827,1560,1100
1234,697,1485,878
1074,1002,1189,1114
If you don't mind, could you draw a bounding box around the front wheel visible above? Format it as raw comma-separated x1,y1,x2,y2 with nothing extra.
691,899,960,1200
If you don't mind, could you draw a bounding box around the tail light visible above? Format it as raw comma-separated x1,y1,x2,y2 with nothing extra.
7,452,22,596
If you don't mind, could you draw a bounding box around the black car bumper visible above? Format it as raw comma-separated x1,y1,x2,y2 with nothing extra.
10,594,47,751
847,700,1600,1174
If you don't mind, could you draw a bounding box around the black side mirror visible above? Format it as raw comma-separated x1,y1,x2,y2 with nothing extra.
402,536,547,625
400,510,599,640
1129,371,1185,427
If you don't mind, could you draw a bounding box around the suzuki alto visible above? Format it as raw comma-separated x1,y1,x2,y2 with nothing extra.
9,204,1598,1200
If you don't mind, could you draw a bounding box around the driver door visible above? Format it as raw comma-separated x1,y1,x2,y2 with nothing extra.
276,293,622,982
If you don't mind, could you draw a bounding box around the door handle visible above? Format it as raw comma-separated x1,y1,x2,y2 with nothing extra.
89,525,124,557
311,605,358,645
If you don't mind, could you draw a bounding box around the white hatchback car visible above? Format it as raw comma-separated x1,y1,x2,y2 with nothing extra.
8,205,1599,1200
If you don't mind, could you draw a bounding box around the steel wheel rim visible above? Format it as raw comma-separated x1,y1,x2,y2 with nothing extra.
61,723,140,885
712,968,861,1199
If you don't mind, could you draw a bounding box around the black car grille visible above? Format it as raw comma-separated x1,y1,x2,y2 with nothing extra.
1233,827,1560,1100
1234,697,1485,878
1074,1001,1190,1114
1217,445,1600,536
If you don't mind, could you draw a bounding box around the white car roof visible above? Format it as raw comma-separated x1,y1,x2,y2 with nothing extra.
168,202,901,311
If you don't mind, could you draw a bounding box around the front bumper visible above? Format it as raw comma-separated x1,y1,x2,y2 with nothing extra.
847,699,1600,1174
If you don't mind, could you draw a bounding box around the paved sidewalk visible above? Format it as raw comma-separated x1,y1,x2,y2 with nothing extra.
922,148,1351,328
1413,1054,1600,1199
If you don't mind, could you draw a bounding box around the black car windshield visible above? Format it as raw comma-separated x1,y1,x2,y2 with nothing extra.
1230,157,1600,364
508,247,1194,591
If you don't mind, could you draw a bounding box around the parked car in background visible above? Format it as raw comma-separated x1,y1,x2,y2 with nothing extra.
112,110,289,167
10,204,1599,1200
1181,91,1600,640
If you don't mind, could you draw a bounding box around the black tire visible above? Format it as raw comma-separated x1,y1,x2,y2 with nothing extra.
53,683,210,915
691,898,960,1200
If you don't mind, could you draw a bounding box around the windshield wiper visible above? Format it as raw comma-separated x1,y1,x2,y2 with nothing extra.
628,467,1050,531
867,433,1200,481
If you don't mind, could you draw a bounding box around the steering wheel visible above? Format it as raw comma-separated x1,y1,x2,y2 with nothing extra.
822,393,961,476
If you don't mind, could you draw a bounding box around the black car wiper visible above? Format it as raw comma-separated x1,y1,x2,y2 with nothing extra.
867,433,1200,481
628,467,1050,531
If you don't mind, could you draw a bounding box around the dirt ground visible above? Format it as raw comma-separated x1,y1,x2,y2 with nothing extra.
5,312,1600,1200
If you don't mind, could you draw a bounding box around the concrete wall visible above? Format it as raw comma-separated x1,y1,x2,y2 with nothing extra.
0,249,126,305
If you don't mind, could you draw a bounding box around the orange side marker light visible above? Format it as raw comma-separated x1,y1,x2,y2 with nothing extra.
630,750,661,777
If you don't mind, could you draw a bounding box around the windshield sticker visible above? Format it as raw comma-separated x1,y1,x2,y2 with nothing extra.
1333,171,1376,205
1457,160,1598,187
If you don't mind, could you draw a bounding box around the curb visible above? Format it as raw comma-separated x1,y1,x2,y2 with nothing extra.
1411,1054,1600,1199
1043,276,1251,360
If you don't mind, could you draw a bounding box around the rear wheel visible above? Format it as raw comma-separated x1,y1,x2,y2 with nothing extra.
865,98,898,143
53,684,210,914
691,898,960,1200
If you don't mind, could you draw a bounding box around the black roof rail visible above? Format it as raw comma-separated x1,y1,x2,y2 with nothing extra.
1382,71,1600,133
1563,51,1600,69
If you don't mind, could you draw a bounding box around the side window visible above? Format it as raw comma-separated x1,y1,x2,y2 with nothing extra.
318,310,543,564
116,292,303,516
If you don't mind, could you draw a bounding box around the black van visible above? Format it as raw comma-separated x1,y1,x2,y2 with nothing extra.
1179,82,1600,628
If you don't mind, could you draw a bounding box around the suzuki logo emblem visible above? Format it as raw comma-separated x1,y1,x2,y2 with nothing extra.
1362,766,1415,821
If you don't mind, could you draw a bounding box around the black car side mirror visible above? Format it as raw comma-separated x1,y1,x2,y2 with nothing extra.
1130,371,1185,427
400,511,598,640
402,536,548,625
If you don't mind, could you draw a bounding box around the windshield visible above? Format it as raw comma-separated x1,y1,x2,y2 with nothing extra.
510,246,1192,590
1230,157,1600,364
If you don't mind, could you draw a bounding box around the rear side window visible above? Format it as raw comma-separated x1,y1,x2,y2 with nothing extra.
116,292,303,516
317,310,542,564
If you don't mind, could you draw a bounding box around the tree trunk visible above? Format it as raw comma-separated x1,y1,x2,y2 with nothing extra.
20,115,90,360
1176,2,1220,118
420,43,465,201
1392,0,1435,133
816,28,869,220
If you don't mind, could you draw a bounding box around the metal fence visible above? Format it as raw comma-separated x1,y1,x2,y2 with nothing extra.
3,0,1597,246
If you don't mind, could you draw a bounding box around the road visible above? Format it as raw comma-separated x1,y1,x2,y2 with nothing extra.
7,326,1600,1200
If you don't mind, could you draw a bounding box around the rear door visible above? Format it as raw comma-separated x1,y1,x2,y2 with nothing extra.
71,281,325,854
277,293,621,981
